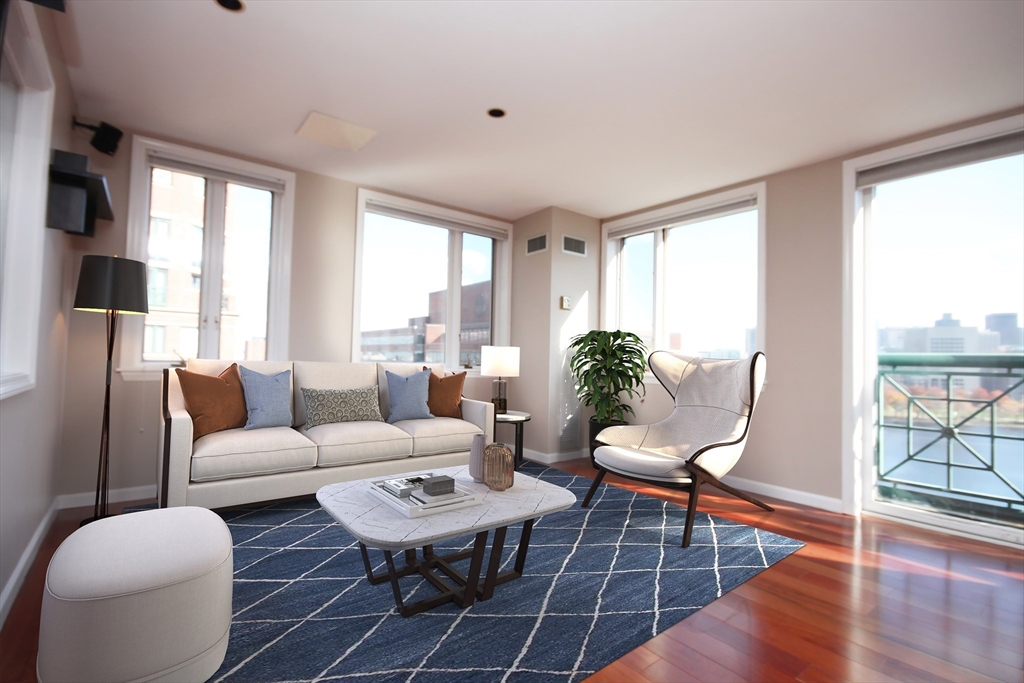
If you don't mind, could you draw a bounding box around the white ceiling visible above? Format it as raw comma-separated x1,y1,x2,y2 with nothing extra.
55,1,1024,221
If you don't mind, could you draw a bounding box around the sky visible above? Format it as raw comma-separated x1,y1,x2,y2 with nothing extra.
360,213,493,332
872,154,1024,331
620,210,758,356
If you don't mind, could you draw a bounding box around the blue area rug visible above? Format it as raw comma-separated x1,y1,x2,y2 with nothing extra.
208,463,802,683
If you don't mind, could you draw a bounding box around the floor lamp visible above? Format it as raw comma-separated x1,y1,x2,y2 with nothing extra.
73,255,149,526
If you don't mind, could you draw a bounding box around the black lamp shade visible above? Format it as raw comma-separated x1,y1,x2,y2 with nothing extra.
73,255,149,314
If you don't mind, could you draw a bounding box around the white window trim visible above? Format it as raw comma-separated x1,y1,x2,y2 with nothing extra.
841,113,1024,546
353,188,513,370
119,136,295,380
0,1,55,401
600,182,767,360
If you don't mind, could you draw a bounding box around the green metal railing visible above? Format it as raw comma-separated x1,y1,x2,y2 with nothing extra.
876,353,1024,525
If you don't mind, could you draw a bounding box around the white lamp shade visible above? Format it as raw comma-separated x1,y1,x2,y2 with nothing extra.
481,346,520,378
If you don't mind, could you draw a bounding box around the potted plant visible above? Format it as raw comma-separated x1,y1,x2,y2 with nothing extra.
568,330,647,466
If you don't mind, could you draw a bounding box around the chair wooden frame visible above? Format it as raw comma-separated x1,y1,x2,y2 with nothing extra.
581,351,773,547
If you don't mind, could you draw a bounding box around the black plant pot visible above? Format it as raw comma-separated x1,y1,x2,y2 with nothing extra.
588,419,626,468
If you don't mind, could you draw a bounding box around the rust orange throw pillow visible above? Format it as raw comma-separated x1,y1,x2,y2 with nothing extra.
175,363,248,440
423,367,465,419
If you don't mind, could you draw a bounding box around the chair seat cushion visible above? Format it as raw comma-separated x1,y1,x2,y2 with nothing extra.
594,445,692,483
303,421,413,467
391,417,482,456
191,427,317,482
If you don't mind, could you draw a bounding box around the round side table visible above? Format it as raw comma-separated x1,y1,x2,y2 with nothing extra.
495,410,531,470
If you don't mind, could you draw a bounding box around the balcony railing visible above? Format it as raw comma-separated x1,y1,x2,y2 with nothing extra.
876,353,1024,527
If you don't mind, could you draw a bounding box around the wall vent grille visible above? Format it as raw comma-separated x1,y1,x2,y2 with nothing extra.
562,235,587,256
526,234,548,255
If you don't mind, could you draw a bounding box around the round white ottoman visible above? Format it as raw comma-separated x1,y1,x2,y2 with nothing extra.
38,507,233,683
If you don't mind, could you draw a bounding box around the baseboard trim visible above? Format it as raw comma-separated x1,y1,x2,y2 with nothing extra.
0,499,58,628
720,474,844,514
523,448,587,465
56,485,157,510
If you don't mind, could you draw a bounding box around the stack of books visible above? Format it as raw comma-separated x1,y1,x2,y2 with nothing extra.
369,473,484,518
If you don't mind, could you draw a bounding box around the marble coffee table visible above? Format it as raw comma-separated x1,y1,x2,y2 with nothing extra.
316,465,576,617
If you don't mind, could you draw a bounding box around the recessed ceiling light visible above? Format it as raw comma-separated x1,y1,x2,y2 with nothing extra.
216,0,245,12
488,109,506,118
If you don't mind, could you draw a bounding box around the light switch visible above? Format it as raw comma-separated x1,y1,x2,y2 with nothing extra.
559,296,571,310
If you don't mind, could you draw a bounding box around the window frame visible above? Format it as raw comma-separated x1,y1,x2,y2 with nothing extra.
119,136,295,380
841,113,1024,546
0,1,55,401
352,188,513,370
600,183,767,361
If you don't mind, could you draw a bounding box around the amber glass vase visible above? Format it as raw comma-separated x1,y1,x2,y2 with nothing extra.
482,442,514,491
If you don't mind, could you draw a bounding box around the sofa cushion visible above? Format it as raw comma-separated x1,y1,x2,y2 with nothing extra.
391,417,482,456
303,421,413,467
188,360,294,410
425,367,465,419
293,362,378,427
239,366,293,430
301,386,383,428
385,370,433,423
176,364,248,440
190,427,317,482
377,362,443,421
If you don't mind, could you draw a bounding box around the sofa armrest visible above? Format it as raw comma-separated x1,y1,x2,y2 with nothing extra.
461,397,493,443
160,368,194,507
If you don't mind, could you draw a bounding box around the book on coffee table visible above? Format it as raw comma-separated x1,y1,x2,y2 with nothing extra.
368,475,484,518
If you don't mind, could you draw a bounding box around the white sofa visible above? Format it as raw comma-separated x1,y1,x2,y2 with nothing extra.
159,360,494,509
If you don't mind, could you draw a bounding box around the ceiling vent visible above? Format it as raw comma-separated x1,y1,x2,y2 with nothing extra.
526,234,548,255
296,111,377,152
562,235,587,257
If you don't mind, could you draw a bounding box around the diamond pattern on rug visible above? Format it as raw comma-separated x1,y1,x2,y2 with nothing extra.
209,463,802,683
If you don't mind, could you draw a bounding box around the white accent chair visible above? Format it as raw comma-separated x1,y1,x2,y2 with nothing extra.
582,351,771,547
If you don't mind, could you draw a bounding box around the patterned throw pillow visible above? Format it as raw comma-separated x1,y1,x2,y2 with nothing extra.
301,386,383,428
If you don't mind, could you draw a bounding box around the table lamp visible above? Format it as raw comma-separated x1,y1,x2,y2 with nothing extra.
73,255,149,525
481,345,519,414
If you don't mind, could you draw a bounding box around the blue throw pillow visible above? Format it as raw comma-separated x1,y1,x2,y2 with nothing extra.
385,369,434,423
239,366,293,429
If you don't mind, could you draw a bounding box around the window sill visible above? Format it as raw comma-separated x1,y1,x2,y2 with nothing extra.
0,373,36,401
117,368,168,382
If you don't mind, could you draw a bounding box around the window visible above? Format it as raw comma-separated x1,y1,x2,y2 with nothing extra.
144,325,166,356
0,1,55,400
843,114,1024,544
148,218,171,260
147,267,168,307
354,189,512,368
120,137,295,378
602,184,765,360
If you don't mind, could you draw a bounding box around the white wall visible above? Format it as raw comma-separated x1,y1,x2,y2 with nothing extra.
0,4,76,623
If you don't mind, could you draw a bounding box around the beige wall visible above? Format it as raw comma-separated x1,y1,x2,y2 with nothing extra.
0,5,76,616
507,207,601,456
289,171,358,362
509,209,554,452
622,159,845,500
548,208,602,454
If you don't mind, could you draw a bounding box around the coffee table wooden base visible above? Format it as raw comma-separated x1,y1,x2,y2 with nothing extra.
358,519,535,617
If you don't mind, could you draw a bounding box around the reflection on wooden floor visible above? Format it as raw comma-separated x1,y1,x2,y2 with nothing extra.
1,459,1021,683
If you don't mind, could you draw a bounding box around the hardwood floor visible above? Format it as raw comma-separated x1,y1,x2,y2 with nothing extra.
1,462,1021,683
